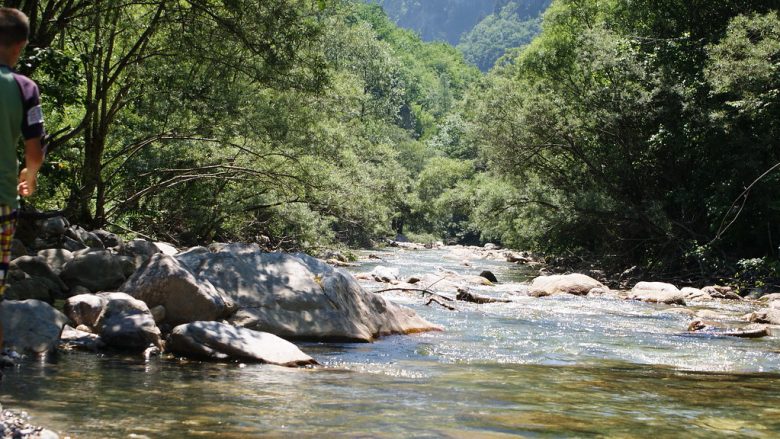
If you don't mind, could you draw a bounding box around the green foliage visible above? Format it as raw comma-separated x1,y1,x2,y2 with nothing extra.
365,0,496,44
458,2,546,71
15,0,482,251
351,3,481,136
468,0,780,273
734,257,780,294
19,0,777,283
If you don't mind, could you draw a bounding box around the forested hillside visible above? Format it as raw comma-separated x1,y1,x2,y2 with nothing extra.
435,0,780,284
16,0,780,285
366,0,550,71
19,0,478,250
364,0,495,44
458,1,550,71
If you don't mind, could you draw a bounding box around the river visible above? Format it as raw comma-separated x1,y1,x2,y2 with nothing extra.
2,247,780,437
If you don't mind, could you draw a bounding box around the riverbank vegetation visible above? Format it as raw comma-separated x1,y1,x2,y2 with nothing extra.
14,0,780,288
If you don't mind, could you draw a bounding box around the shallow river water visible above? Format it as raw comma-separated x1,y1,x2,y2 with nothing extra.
3,247,780,437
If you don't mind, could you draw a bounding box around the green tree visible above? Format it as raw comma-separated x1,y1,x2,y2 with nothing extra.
458,1,546,71
471,0,779,272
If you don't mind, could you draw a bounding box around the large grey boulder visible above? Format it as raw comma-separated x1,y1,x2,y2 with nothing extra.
5,278,52,302
64,294,105,328
92,229,122,248
154,242,178,256
10,256,68,295
60,325,105,351
370,265,400,283
10,239,27,259
94,292,162,351
682,287,711,301
116,256,137,278
120,254,235,325
1,299,67,353
529,273,606,297
83,232,105,249
702,285,742,300
180,246,439,342
122,239,161,267
40,216,68,238
628,281,686,305
744,308,780,325
167,321,317,366
36,248,74,275
175,246,210,269
62,236,87,252
59,250,125,292
66,225,104,249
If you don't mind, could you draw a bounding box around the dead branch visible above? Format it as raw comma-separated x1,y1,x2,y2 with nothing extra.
425,298,456,311
712,161,780,243
456,288,511,304
372,287,454,302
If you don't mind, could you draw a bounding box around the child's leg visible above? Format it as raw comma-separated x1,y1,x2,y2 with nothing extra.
0,205,18,352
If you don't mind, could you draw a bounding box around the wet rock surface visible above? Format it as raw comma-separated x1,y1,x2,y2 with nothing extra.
529,273,607,297
168,321,318,366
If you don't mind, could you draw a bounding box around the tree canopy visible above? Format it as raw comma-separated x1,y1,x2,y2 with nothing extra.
10,0,779,284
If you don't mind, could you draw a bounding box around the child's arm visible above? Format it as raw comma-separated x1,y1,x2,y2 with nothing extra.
13,73,45,197
18,137,43,197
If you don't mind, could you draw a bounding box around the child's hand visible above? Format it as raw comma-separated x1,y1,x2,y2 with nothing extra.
18,168,36,197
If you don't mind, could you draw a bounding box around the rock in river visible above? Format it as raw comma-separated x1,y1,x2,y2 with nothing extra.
0,299,67,354
64,293,105,328
744,308,780,325
178,245,439,342
121,254,236,325
168,321,317,366
94,292,162,351
478,270,498,283
628,281,686,305
370,265,400,283
529,273,607,297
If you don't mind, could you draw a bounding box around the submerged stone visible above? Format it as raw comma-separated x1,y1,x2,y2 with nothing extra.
168,321,317,366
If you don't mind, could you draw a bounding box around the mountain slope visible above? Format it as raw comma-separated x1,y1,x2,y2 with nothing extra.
458,1,549,71
365,0,495,44
364,0,550,71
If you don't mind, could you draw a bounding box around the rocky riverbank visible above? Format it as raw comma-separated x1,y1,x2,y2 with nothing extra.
3,220,779,436
0,405,57,439
358,242,780,338
5,216,440,359
1,217,443,436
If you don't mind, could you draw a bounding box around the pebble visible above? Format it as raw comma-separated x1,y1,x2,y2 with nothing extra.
0,405,59,439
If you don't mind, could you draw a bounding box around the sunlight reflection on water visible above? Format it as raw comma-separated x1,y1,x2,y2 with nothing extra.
2,247,780,437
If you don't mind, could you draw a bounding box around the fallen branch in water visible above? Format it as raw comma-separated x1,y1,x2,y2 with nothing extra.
456,288,511,304
372,287,453,302
425,298,457,311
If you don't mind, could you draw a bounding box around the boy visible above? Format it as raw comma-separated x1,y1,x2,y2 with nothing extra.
0,7,46,359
